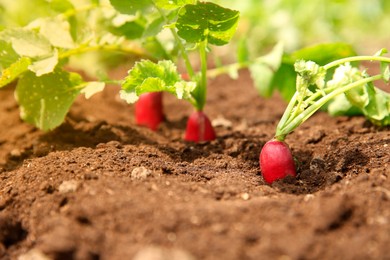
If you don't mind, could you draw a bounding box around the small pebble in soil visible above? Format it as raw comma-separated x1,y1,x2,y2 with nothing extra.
132,246,195,260
9,148,22,158
58,180,79,193
131,167,152,180
18,248,51,260
240,193,250,200
212,115,233,129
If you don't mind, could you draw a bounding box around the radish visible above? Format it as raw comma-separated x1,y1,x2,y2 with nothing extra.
259,139,296,184
260,55,390,183
135,92,164,131
184,111,216,142
119,3,240,142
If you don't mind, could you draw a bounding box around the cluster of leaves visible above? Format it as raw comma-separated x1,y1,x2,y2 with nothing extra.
227,0,390,54
275,49,390,140
117,0,240,112
0,0,389,134
0,0,150,130
0,0,243,131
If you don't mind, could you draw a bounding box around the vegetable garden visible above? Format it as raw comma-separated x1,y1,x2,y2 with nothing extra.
0,0,389,259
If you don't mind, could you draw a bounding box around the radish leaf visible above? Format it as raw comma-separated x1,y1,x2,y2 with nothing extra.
15,69,83,131
81,82,106,99
33,17,75,49
360,83,390,125
176,2,239,46
0,57,31,88
28,49,59,76
249,42,284,97
154,0,196,10
109,0,152,15
120,60,196,103
0,40,20,69
0,28,53,58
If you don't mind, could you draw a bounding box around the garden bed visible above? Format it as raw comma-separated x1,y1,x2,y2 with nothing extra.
0,69,389,260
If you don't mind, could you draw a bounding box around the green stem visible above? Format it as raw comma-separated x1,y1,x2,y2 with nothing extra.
155,6,195,79
276,74,383,138
70,79,123,92
207,61,249,78
324,56,390,70
59,44,152,60
197,41,208,111
275,92,299,141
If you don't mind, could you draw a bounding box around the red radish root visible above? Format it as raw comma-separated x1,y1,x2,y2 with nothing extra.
135,92,164,131
184,111,216,142
259,139,296,184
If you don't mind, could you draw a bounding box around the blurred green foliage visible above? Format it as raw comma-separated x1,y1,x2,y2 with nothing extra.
217,0,390,55
1,0,388,55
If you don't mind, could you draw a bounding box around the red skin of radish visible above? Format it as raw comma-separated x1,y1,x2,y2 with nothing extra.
135,92,164,131
184,111,216,142
259,139,297,184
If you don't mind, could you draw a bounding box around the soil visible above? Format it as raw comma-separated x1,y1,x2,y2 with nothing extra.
0,68,389,260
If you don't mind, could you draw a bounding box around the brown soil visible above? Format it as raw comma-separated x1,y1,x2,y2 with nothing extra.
0,69,389,260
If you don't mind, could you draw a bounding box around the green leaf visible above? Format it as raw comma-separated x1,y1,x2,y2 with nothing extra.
347,83,390,126
374,48,388,57
154,0,196,10
120,59,196,103
38,18,75,49
382,65,390,82
0,28,53,58
109,0,152,15
143,16,165,38
28,49,59,76
0,57,31,88
272,63,297,101
111,20,145,40
48,0,74,13
176,2,240,46
372,48,389,82
325,94,362,117
15,69,83,131
81,81,105,99
142,37,170,60
0,40,20,70
271,42,357,101
289,42,357,66
237,38,249,64
249,42,284,97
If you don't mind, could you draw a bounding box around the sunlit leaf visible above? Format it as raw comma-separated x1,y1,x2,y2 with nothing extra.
0,57,31,88
176,2,239,45
28,49,59,76
81,81,105,99
109,0,152,15
15,69,83,131
38,18,75,49
0,40,20,70
0,28,53,58
120,59,196,103
154,0,196,10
